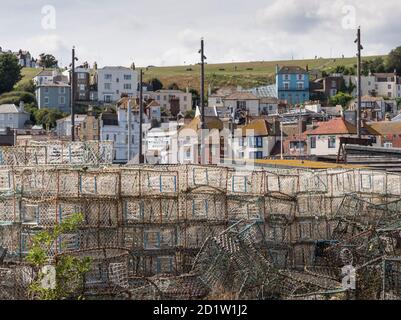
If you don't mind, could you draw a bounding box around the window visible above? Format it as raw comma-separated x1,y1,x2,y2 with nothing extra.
59,96,65,105
104,83,111,90
384,142,393,149
237,101,246,109
124,74,131,80
388,84,392,89
116,78,119,83
79,84,85,91
331,80,337,88
297,82,304,90
185,148,191,159
310,137,316,149
104,95,111,103
297,74,304,81
59,87,66,94
44,87,49,93
284,82,290,90
78,73,86,79
183,96,187,101
255,137,263,148
251,151,263,159
284,74,290,81
239,137,245,147
44,97,49,105
124,84,132,90
388,92,392,98
106,134,110,140
104,74,112,80
328,136,336,149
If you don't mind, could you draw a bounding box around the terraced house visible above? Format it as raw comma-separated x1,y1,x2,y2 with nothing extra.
276,65,310,105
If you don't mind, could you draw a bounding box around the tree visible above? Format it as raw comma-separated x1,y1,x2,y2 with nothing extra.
189,88,200,109
0,53,22,94
34,108,67,129
387,46,401,75
38,53,58,68
26,213,92,300
329,92,353,108
15,79,36,94
150,78,163,91
167,82,180,90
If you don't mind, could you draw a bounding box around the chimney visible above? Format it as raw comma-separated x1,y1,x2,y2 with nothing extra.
306,64,309,72
19,101,25,112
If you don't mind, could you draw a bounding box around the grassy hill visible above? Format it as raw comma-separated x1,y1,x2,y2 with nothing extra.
140,55,386,91
18,55,387,92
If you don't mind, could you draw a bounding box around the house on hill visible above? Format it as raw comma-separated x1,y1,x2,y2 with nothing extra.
276,65,310,105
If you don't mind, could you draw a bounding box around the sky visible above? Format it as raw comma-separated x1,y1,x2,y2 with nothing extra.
0,0,400,68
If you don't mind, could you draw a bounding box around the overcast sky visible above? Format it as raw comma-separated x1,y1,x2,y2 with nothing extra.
1,0,400,68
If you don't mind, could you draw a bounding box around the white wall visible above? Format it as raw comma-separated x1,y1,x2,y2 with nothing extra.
97,67,138,102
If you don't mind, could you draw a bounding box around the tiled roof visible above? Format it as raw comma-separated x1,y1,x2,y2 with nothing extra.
278,66,308,74
179,116,223,133
361,95,384,102
241,119,271,136
0,104,20,113
368,121,401,136
35,70,54,77
305,118,379,136
224,92,259,100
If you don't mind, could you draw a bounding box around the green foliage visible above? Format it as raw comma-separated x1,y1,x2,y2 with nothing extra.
329,64,355,75
185,110,195,118
15,79,36,94
38,53,58,68
150,78,163,91
0,53,22,94
329,92,353,108
0,91,37,105
387,46,401,75
33,108,68,129
26,213,91,300
167,82,180,90
361,57,386,75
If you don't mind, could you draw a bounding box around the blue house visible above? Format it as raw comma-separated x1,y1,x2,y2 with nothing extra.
276,65,310,105
36,82,71,113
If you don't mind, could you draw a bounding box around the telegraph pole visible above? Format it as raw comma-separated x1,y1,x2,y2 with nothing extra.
71,46,76,141
139,69,144,164
355,27,363,138
199,38,206,164
127,99,132,163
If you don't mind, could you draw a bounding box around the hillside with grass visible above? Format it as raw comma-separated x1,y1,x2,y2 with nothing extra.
17,55,387,93
139,55,387,91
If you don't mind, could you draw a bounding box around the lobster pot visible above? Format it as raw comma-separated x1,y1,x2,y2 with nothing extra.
0,199,15,224
21,169,58,199
265,196,296,222
330,170,357,196
264,222,290,244
79,172,119,197
265,172,298,196
228,170,264,195
78,228,120,250
81,199,119,228
382,258,401,300
299,171,328,194
290,218,330,243
387,173,401,197
0,266,35,300
292,243,316,269
140,255,179,276
180,224,226,250
141,198,179,224
296,194,329,218
188,165,228,191
140,170,179,196
184,193,226,222
120,170,140,197
0,224,20,257
356,170,387,195
227,196,264,221
20,200,56,227
66,248,129,294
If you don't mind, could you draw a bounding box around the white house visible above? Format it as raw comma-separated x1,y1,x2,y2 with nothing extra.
100,101,150,163
344,72,400,99
234,119,281,160
0,102,30,129
97,66,138,103
259,97,280,115
306,117,382,157
223,92,260,117
56,114,87,137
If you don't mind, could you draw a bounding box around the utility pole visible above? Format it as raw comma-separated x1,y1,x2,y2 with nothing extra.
71,46,76,141
199,38,206,164
139,69,144,164
127,98,132,163
355,27,363,138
